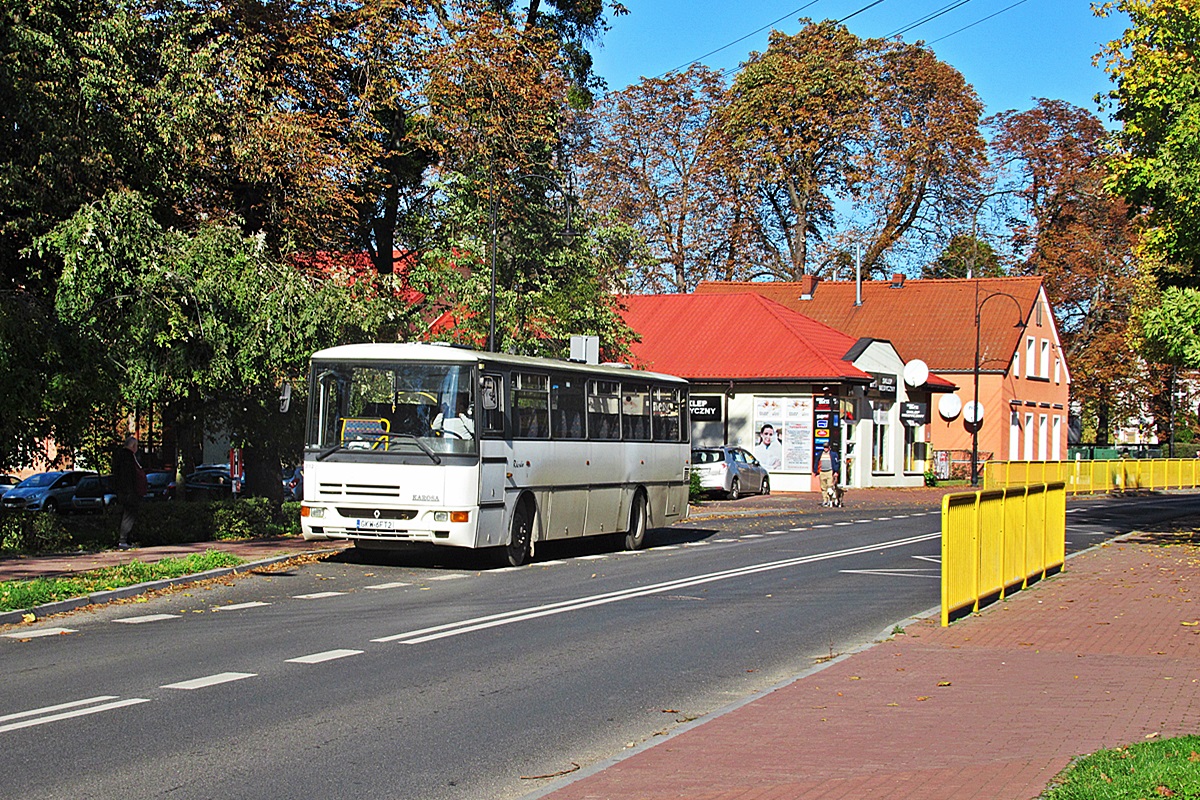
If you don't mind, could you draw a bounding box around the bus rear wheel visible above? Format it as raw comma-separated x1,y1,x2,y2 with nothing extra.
623,492,648,551
503,503,533,567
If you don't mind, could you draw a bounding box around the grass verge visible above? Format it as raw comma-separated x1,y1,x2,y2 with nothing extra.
0,550,245,613
1041,735,1200,799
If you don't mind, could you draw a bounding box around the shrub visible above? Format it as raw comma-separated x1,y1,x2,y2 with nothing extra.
689,469,705,503
0,510,73,554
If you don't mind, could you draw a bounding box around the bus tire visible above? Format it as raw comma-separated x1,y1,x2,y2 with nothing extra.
623,491,648,551
503,501,533,567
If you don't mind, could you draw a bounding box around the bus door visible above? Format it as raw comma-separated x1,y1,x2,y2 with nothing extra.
477,373,509,544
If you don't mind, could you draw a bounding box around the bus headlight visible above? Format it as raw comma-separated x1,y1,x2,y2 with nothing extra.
302,506,325,519
434,511,449,522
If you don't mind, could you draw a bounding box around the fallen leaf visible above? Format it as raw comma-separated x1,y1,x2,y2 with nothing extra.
937,681,952,687
1100,771,1112,783
886,702,899,707
848,676,861,681
1147,731,1161,739
1155,786,1175,797
1182,621,1199,627
21,613,35,624
661,709,679,714
916,696,929,701
1188,752,1200,762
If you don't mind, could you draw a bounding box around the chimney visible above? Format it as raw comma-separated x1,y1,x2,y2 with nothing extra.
889,273,905,288
799,274,820,300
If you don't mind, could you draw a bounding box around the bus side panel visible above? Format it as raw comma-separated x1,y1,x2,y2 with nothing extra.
585,440,627,535
476,439,509,548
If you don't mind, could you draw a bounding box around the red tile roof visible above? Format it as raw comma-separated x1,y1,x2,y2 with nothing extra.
620,293,873,383
695,276,1045,372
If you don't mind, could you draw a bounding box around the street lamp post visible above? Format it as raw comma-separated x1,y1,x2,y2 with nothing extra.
488,172,575,353
970,287,1026,487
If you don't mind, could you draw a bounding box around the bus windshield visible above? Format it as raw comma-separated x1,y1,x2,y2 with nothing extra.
307,360,476,458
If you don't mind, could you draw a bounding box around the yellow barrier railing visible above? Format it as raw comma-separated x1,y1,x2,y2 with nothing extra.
982,458,1200,495
941,482,1066,626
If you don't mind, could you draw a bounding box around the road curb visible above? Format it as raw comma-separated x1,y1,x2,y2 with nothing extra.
0,550,333,627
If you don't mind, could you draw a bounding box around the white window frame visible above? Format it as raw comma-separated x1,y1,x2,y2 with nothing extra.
1024,412,1035,459
1038,414,1048,460
1009,410,1021,460
1052,416,1062,461
1039,339,1050,379
1025,337,1036,378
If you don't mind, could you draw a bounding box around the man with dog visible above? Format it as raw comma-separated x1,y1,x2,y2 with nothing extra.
816,444,838,505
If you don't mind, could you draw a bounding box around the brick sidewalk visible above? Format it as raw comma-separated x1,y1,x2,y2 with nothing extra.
529,535,1200,800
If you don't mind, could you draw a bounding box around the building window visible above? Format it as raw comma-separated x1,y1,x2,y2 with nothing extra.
1025,337,1036,378
1013,348,1020,377
1024,412,1035,459
1010,410,1021,460
1040,339,1050,378
1038,413,1048,460
1052,416,1062,461
1054,357,1061,384
871,402,891,473
903,425,923,473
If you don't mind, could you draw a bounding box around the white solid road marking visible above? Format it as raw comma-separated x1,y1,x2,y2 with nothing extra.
287,649,363,665
162,672,256,690
428,574,467,581
578,554,609,560
293,591,346,599
741,534,763,539
3,627,76,639
0,696,150,734
912,555,942,564
840,568,940,580
216,602,271,611
373,531,941,645
366,582,411,590
114,614,179,624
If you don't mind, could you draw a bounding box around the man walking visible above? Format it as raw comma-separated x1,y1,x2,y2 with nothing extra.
113,435,145,549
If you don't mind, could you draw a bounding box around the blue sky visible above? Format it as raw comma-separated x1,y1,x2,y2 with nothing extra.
590,0,1128,122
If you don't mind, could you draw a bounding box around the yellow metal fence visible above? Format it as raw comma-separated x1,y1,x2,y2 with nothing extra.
940,482,1066,626
983,459,1200,494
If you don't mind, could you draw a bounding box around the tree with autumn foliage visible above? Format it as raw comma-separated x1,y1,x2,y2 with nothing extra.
989,99,1145,444
722,20,869,279
576,65,773,293
852,39,988,275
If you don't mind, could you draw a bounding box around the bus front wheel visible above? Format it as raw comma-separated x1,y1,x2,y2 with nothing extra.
623,492,648,551
503,503,533,567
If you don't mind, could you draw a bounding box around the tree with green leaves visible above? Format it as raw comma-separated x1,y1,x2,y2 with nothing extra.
40,190,415,497
1098,0,1200,286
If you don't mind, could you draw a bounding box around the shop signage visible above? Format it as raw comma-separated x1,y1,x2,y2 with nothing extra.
869,372,898,398
689,395,723,421
900,402,929,426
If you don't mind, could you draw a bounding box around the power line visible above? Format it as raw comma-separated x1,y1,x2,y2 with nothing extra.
653,1,823,79
926,0,1032,45
886,0,975,39
837,0,889,24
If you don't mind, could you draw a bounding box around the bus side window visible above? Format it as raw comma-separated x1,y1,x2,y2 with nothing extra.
622,384,651,441
513,372,549,439
587,380,621,440
551,376,586,440
480,374,505,437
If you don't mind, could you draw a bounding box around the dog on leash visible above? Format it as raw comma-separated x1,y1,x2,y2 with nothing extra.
822,483,844,508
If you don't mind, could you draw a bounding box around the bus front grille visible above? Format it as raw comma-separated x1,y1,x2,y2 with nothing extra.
319,483,403,498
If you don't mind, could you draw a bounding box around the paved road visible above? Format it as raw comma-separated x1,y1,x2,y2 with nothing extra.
1,492,1193,800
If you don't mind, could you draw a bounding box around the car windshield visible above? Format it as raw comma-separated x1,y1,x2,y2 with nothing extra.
16,473,60,488
692,450,724,464
307,360,476,457
147,473,172,487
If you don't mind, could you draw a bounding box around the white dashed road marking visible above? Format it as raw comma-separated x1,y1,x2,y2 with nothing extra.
114,614,179,624
162,672,256,690
216,602,271,611
293,591,345,600
287,649,363,665
366,582,411,590
3,627,76,639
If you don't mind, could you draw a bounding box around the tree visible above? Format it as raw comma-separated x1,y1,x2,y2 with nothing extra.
576,65,769,292
922,234,1003,279
722,20,870,278
41,190,414,497
990,99,1144,444
853,40,987,275
1098,0,1200,286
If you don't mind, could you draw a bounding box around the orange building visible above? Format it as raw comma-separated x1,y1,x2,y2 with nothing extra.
695,276,1071,477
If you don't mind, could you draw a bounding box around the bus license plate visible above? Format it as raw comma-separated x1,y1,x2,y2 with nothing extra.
355,518,397,531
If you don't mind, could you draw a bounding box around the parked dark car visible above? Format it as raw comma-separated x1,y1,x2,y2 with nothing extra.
184,467,236,500
0,474,19,499
144,471,175,501
72,474,116,513
692,446,770,500
1,470,96,513
281,465,303,501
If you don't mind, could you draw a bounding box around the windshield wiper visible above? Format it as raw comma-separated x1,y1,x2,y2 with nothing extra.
391,433,442,464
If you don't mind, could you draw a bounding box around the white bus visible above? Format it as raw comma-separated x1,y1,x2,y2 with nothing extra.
300,343,691,565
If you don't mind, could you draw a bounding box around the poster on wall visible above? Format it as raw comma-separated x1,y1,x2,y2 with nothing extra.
754,396,813,473
812,396,840,467
752,397,784,471
782,397,814,473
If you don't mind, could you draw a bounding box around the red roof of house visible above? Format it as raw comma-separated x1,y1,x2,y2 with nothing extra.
620,293,873,383
695,276,1045,373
